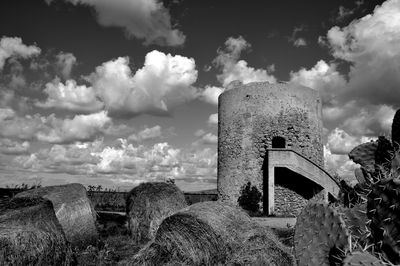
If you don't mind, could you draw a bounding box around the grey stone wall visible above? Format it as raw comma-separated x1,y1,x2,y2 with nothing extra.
274,185,308,217
217,81,323,207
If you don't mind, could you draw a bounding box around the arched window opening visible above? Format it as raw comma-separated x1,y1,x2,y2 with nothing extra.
272,136,286,148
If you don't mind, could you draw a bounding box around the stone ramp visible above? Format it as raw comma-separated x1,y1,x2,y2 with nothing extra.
267,148,340,200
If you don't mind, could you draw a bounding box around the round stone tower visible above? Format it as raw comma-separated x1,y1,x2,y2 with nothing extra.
217,81,324,209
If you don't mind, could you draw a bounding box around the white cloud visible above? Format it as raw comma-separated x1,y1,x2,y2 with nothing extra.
199,86,224,105
0,113,45,140
341,105,395,136
325,0,400,106
0,108,15,121
0,139,30,155
12,141,102,174
10,137,217,188
324,145,358,182
194,129,206,137
56,52,76,79
45,0,185,46
326,128,374,155
36,111,111,144
201,133,217,145
128,125,162,142
288,25,308,48
90,51,198,116
91,139,180,175
208,113,218,125
293,38,307,47
36,79,104,112
0,37,41,70
289,60,347,104
192,132,218,146
336,6,354,21
213,36,276,87
290,1,400,181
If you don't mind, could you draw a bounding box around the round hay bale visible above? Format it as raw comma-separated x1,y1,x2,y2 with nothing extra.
227,225,295,266
15,183,98,248
125,201,254,266
0,197,74,265
126,182,187,244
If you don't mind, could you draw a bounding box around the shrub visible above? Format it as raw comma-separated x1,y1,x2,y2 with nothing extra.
238,181,262,213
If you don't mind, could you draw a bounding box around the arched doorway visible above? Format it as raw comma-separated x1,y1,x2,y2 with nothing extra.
272,136,286,148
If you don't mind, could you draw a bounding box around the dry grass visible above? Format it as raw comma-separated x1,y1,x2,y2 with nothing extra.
126,182,187,244
16,183,98,249
0,197,75,265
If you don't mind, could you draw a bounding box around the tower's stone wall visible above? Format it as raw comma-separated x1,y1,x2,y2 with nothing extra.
217,81,323,205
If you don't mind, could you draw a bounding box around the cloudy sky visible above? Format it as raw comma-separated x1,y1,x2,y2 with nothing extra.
0,0,397,191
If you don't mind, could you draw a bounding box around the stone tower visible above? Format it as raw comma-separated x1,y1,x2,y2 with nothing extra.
218,81,326,214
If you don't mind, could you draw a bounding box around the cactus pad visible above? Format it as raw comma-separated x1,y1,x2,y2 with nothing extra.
349,142,378,173
367,178,400,264
343,251,386,266
374,136,393,174
294,202,350,266
341,204,369,248
392,109,400,151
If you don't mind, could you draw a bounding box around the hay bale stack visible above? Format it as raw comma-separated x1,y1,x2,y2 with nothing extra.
16,183,98,248
126,182,187,244
0,197,74,265
227,225,295,266
125,201,255,266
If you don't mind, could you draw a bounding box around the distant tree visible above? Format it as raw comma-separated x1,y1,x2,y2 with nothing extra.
238,181,262,213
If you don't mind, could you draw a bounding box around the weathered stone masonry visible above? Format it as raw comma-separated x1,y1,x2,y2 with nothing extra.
217,81,325,213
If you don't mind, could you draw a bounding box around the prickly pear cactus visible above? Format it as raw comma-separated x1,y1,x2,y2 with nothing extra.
392,109,400,151
374,136,393,174
343,251,386,266
349,142,379,174
355,168,366,184
341,204,369,249
294,202,350,266
367,178,400,264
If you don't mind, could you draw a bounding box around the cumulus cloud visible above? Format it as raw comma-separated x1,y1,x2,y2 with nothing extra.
192,131,218,146
0,110,111,143
36,79,104,112
290,0,400,180
45,0,185,46
91,139,180,175
326,0,400,106
0,107,15,121
324,145,358,182
199,86,224,105
90,51,198,117
128,125,162,142
11,137,217,189
208,113,218,125
0,139,30,155
336,6,355,22
0,36,41,70
56,52,76,79
0,113,45,140
326,128,374,155
213,36,276,87
13,141,102,174
289,60,347,105
288,26,308,47
293,38,307,47
36,111,111,144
